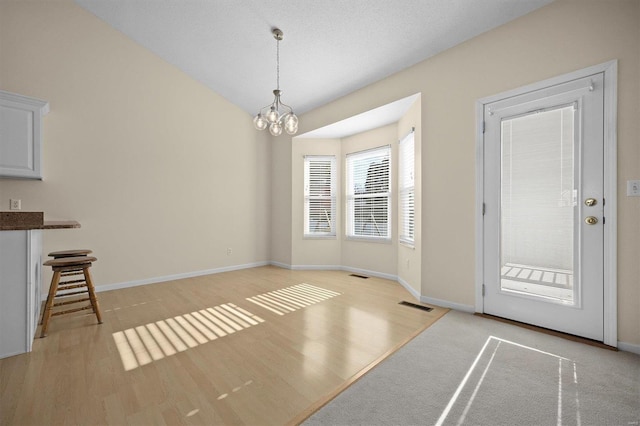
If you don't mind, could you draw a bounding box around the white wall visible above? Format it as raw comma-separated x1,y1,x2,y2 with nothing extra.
291,125,400,277
340,124,398,276
2,0,637,347
281,0,640,345
270,136,293,267
396,97,422,296
291,98,422,294
291,138,342,267
0,0,271,288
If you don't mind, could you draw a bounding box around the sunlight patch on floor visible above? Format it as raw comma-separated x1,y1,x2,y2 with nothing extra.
436,336,579,426
113,303,264,371
246,283,341,315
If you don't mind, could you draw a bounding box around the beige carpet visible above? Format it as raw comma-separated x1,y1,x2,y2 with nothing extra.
305,310,640,425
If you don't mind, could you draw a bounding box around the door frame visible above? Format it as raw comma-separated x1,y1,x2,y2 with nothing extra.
474,60,618,346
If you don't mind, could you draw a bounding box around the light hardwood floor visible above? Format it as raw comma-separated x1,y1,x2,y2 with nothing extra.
0,266,447,425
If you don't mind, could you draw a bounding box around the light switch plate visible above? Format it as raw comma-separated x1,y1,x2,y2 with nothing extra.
627,180,640,196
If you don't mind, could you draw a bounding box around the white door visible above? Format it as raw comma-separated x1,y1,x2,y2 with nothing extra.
482,73,605,341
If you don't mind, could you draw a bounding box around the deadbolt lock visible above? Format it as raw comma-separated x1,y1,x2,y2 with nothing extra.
584,198,597,207
584,216,598,225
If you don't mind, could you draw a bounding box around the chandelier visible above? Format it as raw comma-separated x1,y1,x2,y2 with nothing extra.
253,28,298,136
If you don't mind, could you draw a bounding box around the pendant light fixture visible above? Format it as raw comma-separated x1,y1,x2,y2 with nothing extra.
253,28,298,136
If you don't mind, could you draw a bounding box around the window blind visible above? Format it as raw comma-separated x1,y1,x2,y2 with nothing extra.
346,146,391,239
304,156,336,237
399,131,415,244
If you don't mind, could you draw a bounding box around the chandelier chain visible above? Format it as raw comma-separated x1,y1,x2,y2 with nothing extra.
276,37,280,91
253,28,297,136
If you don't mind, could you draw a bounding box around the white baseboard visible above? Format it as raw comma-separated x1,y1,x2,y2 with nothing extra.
75,259,639,355
78,260,473,319
283,262,398,281
397,276,421,301
290,264,343,271
269,261,292,269
420,295,475,313
84,261,270,297
618,341,640,355
340,265,397,281
85,261,397,298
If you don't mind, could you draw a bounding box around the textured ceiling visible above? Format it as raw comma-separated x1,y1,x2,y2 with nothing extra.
75,0,553,117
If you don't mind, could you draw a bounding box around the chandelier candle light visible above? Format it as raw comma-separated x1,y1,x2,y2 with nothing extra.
253,28,298,136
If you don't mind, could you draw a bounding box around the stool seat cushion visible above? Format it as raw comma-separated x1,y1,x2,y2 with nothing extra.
48,249,93,258
44,256,97,267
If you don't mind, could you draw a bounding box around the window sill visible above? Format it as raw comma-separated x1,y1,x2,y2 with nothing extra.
399,239,415,249
303,234,337,240
345,236,392,244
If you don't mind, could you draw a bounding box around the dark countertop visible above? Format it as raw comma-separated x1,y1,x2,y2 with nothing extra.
43,220,81,229
0,212,80,231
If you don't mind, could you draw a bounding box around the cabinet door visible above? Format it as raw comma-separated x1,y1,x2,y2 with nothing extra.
0,231,29,358
28,230,43,347
0,90,49,179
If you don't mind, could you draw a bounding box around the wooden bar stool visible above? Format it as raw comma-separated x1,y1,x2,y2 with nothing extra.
40,249,93,319
40,255,102,337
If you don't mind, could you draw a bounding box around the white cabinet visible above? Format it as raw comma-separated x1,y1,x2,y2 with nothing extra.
0,90,49,179
0,230,42,358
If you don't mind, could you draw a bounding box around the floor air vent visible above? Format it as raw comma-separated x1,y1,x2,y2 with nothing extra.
349,274,369,279
399,301,434,312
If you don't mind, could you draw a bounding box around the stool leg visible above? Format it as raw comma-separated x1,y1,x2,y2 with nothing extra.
83,266,103,324
39,285,54,325
40,270,61,337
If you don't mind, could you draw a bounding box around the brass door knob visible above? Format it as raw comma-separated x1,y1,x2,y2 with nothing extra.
585,216,598,225
585,198,597,207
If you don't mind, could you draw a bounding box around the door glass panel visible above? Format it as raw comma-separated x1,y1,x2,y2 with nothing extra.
500,105,576,304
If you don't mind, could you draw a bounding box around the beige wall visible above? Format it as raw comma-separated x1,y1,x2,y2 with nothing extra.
0,0,271,287
270,136,292,266
291,98,422,295
397,97,421,296
286,0,639,345
292,104,422,292
2,0,637,346
291,126,400,277
340,124,398,276
291,138,342,267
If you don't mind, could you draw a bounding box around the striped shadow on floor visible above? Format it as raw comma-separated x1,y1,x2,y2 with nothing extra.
112,303,264,371
246,283,341,315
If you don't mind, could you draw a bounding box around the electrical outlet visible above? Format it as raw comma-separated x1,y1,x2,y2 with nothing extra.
10,199,21,210
227,248,233,256
627,180,640,197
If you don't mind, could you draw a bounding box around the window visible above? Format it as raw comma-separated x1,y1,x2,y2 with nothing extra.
346,146,391,240
304,156,336,237
399,131,415,245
